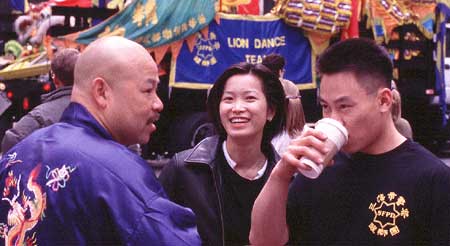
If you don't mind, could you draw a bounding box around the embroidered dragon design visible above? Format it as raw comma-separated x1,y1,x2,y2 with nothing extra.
1,164,47,246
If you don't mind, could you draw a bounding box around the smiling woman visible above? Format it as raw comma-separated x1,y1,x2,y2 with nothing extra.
159,62,286,245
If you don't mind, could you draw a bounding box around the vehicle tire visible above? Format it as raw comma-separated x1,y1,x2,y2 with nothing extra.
168,112,215,155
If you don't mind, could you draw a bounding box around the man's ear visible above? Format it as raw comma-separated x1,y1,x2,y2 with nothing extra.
92,77,110,109
53,76,64,88
377,88,393,113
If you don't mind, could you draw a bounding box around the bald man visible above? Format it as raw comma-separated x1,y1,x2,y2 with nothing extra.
0,37,201,245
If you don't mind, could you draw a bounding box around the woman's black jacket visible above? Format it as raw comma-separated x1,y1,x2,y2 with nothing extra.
158,136,279,246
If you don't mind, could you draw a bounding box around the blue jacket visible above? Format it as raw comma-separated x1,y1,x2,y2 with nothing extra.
0,102,200,245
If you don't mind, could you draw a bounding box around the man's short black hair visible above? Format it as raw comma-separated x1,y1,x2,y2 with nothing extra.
317,38,393,93
51,48,80,86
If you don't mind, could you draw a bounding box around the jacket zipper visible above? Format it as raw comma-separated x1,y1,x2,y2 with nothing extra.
211,166,226,246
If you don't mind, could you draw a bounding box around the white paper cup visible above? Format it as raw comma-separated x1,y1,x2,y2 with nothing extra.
299,118,348,179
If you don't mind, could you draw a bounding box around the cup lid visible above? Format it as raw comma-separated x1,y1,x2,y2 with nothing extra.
317,118,348,139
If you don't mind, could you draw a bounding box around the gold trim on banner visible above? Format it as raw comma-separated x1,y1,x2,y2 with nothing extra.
217,12,281,21
169,60,213,89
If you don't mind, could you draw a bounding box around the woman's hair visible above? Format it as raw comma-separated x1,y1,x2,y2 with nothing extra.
391,85,413,138
281,79,306,137
207,62,286,154
262,53,285,75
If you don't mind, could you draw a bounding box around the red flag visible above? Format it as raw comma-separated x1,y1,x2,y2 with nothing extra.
52,0,92,8
237,0,260,15
341,0,360,40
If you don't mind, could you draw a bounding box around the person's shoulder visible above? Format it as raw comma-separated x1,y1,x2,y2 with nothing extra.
403,140,441,161
172,136,220,166
395,118,413,139
281,78,297,89
42,134,155,190
27,95,70,122
40,86,72,103
272,130,291,146
34,92,71,111
402,140,450,172
14,122,133,169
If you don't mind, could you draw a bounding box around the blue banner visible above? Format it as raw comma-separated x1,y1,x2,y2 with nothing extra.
10,0,26,12
170,13,314,90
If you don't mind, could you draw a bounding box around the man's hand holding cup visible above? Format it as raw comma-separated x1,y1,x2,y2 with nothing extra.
298,118,348,179
273,118,348,181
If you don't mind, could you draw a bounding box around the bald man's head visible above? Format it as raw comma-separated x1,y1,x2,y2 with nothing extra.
71,36,163,145
74,36,156,92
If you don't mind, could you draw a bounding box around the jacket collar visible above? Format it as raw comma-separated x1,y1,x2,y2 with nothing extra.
60,102,114,141
41,86,72,103
184,135,280,170
185,136,220,167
